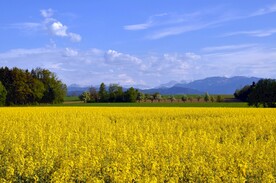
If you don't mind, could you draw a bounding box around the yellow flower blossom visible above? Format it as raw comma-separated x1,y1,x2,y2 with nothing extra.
0,107,276,181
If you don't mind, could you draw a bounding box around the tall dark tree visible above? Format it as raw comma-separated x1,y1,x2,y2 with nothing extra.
0,81,7,106
204,92,210,102
116,86,124,102
248,79,276,107
125,87,138,102
234,82,255,102
0,67,12,104
10,68,32,105
108,84,124,102
88,86,99,102
0,67,11,90
98,83,108,102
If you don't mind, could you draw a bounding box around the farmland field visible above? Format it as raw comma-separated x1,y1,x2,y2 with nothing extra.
0,107,276,182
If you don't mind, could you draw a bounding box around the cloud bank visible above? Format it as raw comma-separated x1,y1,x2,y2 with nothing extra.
0,44,275,87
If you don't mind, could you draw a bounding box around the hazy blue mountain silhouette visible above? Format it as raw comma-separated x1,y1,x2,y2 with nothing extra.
67,76,261,96
173,76,261,94
141,86,203,95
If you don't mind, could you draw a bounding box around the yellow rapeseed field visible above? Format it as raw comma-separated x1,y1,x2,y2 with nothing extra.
0,107,276,182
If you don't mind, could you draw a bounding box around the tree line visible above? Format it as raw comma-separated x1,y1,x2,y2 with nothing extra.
0,67,67,106
234,79,276,107
79,83,140,103
79,83,225,103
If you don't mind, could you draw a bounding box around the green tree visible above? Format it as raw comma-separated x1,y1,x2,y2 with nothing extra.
137,92,145,102
0,67,65,105
0,81,7,106
248,79,276,107
153,92,162,102
204,92,210,102
10,68,32,105
196,95,202,102
156,93,162,102
31,68,66,104
181,95,188,102
27,77,45,104
125,87,138,102
169,95,176,103
79,91,91,103
1,67,38,105
88,87,99,102
210,96,215,102
54,83,67,103
234,82,255,102
109,84,124,102
149,95,154,103
0,67,12,103
216,95,224,102
98,83,108,102
145,93,151,102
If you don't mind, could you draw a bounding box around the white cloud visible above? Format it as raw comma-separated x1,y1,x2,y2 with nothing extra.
149,23,212,40
118,74,135,85
10,8,81,42
48,21,82,42
125,3,276,40
251,4,276,16
126,10,226,39
222,29,276,38
44,12,82,42
64,48,78,57
10,22,42,31
40,9,54,18
105,50,142,65
105,50,122,59
68,33,82,42
124,9,222,39
202,44,257,52
124,13,168,31
124,23,151,31
124,12,199,31
50,22,68,37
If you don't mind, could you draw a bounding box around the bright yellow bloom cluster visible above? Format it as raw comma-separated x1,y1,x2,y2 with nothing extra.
0,107,276,182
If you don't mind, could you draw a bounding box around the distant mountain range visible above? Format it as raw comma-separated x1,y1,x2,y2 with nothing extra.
67,76,261,96
141,86,203,95
174,76,261,94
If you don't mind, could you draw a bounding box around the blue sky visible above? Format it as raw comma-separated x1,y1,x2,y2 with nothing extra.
1,1,276,88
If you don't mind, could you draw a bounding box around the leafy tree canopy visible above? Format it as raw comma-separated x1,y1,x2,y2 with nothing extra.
0,67,66,105
248,79,276,108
